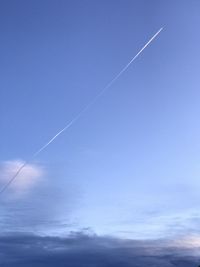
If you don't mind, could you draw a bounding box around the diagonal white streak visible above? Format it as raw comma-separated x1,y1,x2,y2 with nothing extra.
0,27,163,195
33,27,163,157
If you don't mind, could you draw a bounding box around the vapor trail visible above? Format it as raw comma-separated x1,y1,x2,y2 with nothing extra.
33,27,163,157
0,27,163,195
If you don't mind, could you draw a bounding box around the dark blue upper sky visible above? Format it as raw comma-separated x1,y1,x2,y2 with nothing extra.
1,0,200,243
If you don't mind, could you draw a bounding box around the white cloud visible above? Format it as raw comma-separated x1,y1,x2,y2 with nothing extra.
0,160,44,197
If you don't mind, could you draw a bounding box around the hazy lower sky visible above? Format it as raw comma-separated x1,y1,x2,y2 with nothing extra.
1,0,200,244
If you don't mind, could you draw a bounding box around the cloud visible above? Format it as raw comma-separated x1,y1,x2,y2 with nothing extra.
0,232,199,267
0,160,79,233
0,160,44,197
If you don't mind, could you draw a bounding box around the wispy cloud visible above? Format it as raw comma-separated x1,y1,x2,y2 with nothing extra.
0,160,44,197
0,161,79,234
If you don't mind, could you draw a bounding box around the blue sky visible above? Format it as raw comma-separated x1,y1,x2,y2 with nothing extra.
1,0,200,243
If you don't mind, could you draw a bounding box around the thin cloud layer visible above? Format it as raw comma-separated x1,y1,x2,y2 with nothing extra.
0,160,44,197
0,161,79,233
0,232,199,267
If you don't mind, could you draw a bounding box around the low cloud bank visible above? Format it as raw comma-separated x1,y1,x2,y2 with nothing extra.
0,232,199,266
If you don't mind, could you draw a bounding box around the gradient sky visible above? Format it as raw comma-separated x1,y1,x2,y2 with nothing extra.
1,0,200,243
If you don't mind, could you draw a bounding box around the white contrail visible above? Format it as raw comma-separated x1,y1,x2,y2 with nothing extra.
0,27,163,195
33,27,163,157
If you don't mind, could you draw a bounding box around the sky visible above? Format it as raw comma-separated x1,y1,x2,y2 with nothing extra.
1,1,200,263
